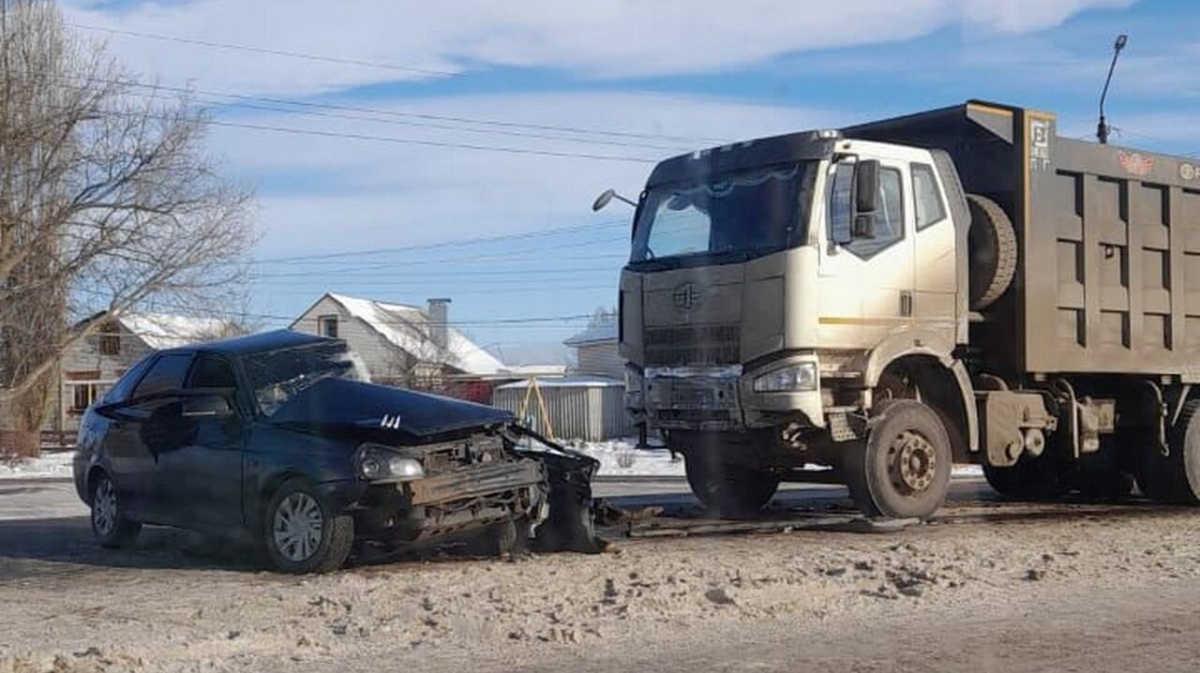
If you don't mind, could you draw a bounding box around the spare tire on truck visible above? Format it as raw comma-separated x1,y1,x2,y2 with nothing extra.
967,194,1018,311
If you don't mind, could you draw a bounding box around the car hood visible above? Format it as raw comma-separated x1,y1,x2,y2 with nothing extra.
268,377,514,442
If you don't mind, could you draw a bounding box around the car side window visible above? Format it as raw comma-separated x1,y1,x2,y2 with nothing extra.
186,353,238,389
913,163,947,230
131,353,193,399
830,165,905,258
101,355,156,404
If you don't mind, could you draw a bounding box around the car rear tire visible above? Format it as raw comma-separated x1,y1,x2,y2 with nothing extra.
263,480,354,574
845,399,952,519
684,452,780,518
90,472,141,549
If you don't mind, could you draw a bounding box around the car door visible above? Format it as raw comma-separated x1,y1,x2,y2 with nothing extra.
154,352,247,533
817,157,915,348
102,352,194,524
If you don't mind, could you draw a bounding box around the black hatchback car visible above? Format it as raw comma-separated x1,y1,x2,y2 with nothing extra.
74,330,599,572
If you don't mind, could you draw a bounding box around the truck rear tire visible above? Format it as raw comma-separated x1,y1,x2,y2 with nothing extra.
684,454,780,518
845,399,952,519
1136,401,1200,504
967,194,1018,311
982,457,1070,501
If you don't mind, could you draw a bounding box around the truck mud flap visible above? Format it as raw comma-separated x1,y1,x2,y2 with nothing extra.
506,425,606,554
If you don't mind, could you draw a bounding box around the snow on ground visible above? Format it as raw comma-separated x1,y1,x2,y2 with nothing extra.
567,437,985,478
564,438,685,477
0,451,73,480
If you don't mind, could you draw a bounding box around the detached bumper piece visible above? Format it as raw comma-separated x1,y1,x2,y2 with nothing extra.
507,425,606,554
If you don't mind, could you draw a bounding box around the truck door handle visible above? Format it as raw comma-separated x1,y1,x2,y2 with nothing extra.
900,291,913,317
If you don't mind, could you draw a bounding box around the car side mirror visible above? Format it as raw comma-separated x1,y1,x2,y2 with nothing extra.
854,160,880,215
181,394,233,419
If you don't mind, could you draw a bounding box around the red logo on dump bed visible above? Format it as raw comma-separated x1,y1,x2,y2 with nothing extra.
1119,151,1155,177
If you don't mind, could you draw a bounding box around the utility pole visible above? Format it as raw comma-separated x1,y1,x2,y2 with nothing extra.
1097,34,1128,145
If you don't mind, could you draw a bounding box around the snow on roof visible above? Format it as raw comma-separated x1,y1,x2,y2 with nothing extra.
498,364,568,377
564,316,617,347
326,293,506,376
496,375,622,390
119,313,239,351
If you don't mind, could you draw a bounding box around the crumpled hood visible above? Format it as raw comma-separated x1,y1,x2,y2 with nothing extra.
268,377,514,441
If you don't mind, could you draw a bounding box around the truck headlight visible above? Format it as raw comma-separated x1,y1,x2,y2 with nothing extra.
752,363,817,393
355,445,425,482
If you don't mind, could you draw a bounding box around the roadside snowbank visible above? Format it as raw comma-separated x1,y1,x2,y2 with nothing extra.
0,451,73,480
568,437,984,479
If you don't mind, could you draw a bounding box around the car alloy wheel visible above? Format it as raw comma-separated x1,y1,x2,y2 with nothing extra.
272,492,324,563
92,477,118,537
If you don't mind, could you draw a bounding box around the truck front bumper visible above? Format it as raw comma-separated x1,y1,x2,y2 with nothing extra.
642,355,826,432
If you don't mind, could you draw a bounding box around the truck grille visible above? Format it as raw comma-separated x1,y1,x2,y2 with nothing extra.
645,324,741,366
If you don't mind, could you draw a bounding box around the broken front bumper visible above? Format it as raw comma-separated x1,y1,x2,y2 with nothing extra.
642,357,826,432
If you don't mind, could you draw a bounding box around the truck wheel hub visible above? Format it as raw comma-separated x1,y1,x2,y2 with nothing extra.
890,431,937,494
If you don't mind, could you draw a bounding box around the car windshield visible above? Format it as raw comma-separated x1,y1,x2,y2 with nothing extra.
631,161,817,264
242,342,366,417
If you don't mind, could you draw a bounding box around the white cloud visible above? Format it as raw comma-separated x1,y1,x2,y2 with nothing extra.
61,0,1137,95
201,91,840,257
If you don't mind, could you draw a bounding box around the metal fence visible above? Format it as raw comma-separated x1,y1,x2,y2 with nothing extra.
492,377,634,442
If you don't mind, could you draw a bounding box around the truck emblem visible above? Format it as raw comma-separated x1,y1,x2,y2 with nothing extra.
672,283,702,311
379,414,402,429
1119,151,1154,177
1183,163,1197,182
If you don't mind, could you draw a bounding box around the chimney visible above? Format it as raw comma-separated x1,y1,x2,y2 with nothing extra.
427,298,451,350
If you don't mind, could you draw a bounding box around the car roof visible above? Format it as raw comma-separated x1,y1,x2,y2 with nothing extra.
160,329,339,358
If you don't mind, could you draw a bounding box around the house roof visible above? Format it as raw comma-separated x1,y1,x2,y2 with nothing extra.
496,375,622,390
321,293,506,376
564,317,617,347
118,313,240,351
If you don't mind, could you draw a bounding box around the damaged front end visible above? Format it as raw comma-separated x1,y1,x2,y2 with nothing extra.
351,426,602,554
268,376,603,554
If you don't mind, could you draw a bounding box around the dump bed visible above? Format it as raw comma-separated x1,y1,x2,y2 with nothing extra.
846,101,1200,379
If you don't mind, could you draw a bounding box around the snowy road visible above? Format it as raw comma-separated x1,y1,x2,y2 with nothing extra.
5,475,1200,672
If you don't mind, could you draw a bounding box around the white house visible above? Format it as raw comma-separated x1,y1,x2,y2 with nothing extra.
290,293,506,390
50,312,240,435
564,311,622,380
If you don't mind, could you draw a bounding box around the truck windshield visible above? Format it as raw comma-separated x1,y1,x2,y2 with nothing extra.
631,161,817,264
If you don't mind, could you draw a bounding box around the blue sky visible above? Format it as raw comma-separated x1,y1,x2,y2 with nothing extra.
61,0,1199,363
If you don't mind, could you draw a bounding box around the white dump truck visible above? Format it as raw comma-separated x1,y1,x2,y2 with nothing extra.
613,100,1200,518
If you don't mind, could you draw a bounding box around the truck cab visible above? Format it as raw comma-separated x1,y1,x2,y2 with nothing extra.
619,128,977,518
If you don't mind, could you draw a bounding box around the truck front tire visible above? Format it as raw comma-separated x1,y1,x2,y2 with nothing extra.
845,400,952,519
684,454,780,518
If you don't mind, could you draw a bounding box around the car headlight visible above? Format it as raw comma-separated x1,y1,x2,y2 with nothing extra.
355,444,425,482
752,363,817,393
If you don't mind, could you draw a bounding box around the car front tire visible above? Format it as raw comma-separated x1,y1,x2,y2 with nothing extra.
90,472,141,549
263,480,354,574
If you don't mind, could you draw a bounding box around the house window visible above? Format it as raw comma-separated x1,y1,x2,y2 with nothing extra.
99,323,120,356
71,384,100,413
319,315,339,338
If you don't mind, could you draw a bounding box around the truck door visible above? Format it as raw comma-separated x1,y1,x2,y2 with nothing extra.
910,162,958,338
817,158,915,349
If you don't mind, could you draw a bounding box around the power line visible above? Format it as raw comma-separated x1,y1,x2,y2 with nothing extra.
54,102,660,164
69,23,462,79
66,74,723,145
59,78,696,153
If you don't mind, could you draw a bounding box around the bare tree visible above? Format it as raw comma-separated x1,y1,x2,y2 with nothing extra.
0,0,254,454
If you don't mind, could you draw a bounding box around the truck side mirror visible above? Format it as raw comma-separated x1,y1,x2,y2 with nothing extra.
854,160,880,215
852,213,877,239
